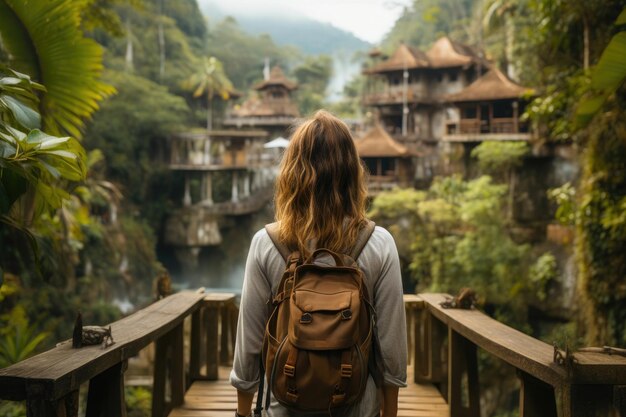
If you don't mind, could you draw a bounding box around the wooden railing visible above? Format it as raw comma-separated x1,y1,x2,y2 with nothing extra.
0,290,238,417
2,291,624,417
404,293,626,417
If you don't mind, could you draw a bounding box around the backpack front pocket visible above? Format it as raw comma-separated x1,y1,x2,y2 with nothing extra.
288,289,360,350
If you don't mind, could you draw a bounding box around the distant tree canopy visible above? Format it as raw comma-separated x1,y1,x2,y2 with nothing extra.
205,17,296,90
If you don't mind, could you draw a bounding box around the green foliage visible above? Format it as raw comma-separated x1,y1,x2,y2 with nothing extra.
126,386,152,417
382,0,475,51
529,253,557,301
182,56,235,130
0,305,48,368
0,0,115,138
0,401,25,417
292,55,333,116
84,70,189,225
205,17,297,90
370,176,543,328
471,141,529,175
96,3,202,89
548,182,576,225
576,109,626,346
577,8,626,125
0,66,88,284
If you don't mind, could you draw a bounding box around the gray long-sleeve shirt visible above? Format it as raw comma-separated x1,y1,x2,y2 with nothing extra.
230,226,407,417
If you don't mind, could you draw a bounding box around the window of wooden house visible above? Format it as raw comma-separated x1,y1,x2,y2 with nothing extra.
449,72,458,82
461,106,477,119
493,101,514,118
363,158,378,175
381,158,396,176
437,73,444,83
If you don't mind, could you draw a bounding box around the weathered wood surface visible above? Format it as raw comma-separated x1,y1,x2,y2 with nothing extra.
0,291,206,402
168,367,449,417
418,293,626,387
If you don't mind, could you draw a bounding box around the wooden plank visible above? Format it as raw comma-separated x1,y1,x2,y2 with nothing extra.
0,291,206,401
571,352,626,385
170,373,450,417
420,293,568,387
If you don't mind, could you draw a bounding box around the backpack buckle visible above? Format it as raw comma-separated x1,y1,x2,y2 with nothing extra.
331,392,346,404
340,364,352,378
300,312,312,324
284,364,295,377
286,388,299,402
341,309,352,320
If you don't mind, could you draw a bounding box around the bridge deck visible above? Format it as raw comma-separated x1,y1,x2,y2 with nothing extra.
169,367,448,417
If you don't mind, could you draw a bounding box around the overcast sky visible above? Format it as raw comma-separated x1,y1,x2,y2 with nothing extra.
198,0,412,44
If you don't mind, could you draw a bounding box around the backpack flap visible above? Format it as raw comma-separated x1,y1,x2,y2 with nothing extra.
289,287,361,350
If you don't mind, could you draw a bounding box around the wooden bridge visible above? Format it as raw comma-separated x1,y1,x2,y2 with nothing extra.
0,290,625,417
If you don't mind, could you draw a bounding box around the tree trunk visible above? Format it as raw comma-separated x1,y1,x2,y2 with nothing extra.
157,0,165,81
125,18,133,71
504,11,516,79
508,167,516,220
583,15,589,69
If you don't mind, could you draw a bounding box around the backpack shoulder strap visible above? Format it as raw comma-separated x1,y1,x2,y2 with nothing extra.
265,222,291,262
348,220,376,260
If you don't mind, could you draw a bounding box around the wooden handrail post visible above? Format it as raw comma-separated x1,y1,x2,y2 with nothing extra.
189,307,203,381
518,371,557,417
448,328,480,417
170,323,185,408
153,340,167,417
220,304,230,365
556,383,617,417
414,309,447,388
205,302,220,380
26,383,57,417
85,360,128,417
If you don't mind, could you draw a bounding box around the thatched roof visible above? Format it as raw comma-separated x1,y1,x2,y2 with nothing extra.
365,43,430,73
446,68,534,102
425,37,481,68
365,37,483,74
354,125,416,158
253,66,298,91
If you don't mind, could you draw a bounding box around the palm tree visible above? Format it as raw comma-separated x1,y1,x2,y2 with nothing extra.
482,0,517,79
0,0,115,139
183,56,234,132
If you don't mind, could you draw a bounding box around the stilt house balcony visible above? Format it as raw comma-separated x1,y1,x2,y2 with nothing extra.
442,69,535,142
168,130,270,171
444,116,531,142
363,83,430,106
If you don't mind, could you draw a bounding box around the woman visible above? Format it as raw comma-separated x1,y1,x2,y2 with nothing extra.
230,110,407,417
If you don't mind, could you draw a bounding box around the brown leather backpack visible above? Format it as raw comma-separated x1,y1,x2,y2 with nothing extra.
260,221,376,415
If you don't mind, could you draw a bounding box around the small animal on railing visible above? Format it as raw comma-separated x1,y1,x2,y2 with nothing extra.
553,342,576,376
156,271,172,300
440,287,477,309
72,312,115,349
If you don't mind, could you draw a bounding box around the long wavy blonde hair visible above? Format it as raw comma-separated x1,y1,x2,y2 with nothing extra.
274,110,368,256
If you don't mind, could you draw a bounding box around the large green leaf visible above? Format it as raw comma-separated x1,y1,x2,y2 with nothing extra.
0,95,41,129
0,0,115,138
590,32,626,92
576,8,626,124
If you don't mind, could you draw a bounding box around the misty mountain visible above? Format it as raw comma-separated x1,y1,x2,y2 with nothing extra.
202,2,371,56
